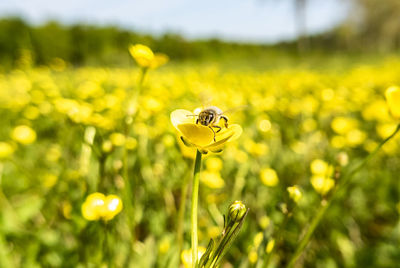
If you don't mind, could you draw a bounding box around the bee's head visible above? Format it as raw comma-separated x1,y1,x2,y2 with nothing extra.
198,109,216,126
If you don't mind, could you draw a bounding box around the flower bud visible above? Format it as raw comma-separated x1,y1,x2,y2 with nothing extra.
228,200,247,223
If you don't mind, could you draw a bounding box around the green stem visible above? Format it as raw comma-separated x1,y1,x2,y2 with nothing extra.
139,67,148,87
263,210,291,267
191,150,202,268
177,172,190,263
98,154,107,192
286,123,400,268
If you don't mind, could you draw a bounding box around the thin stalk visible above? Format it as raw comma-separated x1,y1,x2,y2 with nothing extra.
121,65,147,246
191,150,202,268
286,124,400,268
139,67,148,86
263,211,291,267
177,172,191,263
0,162,3,186
98,154,107,192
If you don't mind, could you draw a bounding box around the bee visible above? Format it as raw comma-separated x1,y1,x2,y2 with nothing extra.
195,106,229,141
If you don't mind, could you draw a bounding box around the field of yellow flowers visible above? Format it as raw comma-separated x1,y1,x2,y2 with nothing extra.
0,48,400,267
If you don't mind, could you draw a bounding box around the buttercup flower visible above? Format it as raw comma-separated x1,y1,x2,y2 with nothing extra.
170,108,242,154
81,192,123,221
260,168,279,187
310,159,335,195
129,44,169,69
11,125,37,144
311,175,335,196
0,142,14,159
385,86,400,119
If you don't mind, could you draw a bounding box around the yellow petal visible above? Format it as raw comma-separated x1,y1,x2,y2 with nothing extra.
150,53,169,69
177,123,214,147
221,124,242,142
206,124,242,147
129,44,154,67
170,109,196,129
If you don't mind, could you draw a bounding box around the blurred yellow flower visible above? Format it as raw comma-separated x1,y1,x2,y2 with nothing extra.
310,159,332,176
102,195,124,221
170,109,242,154
287,185,302,203
11,125,37,144
257,119,272,132
345,129,366,147
110,132,126,146
253,232,264,247
248,250,258,264
129,44,169,69
331,117,358,135
43,173,58,189
0,142,14,159
311,175,335,196
265,239,275,254
385,86,400,119
158,237,170,255
181,247,206,268
258,215,270,229
260,168,279,187
81,193,123,221
205,157,223,171
125,137,138,150
201,170,225,189
102,140,113,153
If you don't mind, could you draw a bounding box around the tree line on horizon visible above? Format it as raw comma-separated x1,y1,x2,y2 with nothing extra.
0,0,399,68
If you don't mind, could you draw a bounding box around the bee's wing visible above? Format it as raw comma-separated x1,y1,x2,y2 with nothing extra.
199,91,213,109
220,105,248,115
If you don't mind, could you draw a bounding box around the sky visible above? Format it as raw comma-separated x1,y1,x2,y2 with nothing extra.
0,0,349,43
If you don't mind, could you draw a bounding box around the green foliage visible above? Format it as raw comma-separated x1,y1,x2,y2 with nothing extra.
0,54,400,267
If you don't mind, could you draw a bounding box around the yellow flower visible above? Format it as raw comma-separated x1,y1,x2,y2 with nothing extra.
110,132,125,146
81,193,123,221
181,247,206,268
385,86,400,119
81,193,105,221
201,171,225,189
11,125,37,144
311,175,335,196
265,239,275,254
129,44,168,69
260,168,279,187
205,157,223,171
0,142,14,159
248,250,258,264
331,117,358,135
287,185,302,203
310,159,333,176
101,195,124,221
170,109,242,154
253,232,264,247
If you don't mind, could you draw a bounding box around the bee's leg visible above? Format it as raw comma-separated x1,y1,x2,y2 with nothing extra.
196,118,199,124
213,125,222,133
221,115,229,128
209,126,216,142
